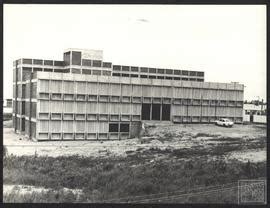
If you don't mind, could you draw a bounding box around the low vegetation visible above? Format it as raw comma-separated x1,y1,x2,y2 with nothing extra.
4,186,85,203
4,153,266,203
193,132,220,138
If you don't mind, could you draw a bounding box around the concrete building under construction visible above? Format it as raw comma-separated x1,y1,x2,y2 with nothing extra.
12,48,244,141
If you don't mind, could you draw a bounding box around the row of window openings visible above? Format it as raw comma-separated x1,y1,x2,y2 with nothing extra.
18,59,64,66
36,121,130,133
38,113,140,121
64,53,111,68
245,110,266,115
172,116,243,121
172,116,243,118
113,66,204,77
32,113,244,122
18,71,202,81
20,67,111,75
112,73,204,81
80,60,111,68
109,123,129,133
19,67,201,79
37,133,130,141
17,58,112,68
67,60,112,68
16,91,244,106
15,113,243,122
17,59,203,76
37,93,243,105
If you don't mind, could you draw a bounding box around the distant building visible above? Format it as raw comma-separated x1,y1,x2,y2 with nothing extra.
243,103,266,123
13,48,244,141
3,99,13,114
6,99,12,107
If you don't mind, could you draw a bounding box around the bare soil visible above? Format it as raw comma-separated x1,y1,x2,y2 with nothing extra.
4,122,266,162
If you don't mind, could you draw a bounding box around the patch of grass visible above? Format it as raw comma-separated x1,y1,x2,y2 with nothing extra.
3,154,266,203
172,148,204,157
171,139,266,158
156,135,178,143
193,132,220,138
209,144,242,156
170,144,240,158
140,132,178,144
125,150,135,154
148,147,172,154
136,147,144,152
253,124,266,130
4,187,85,203
162,132,177,140
140,137,157,144
210,137,242,142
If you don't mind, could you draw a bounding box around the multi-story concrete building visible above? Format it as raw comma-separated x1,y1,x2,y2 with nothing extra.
13,48,244,141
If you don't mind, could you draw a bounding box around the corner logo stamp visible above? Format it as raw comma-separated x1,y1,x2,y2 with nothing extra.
238,180,266,204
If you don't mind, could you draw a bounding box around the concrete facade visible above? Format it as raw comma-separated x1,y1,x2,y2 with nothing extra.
13,48,244,141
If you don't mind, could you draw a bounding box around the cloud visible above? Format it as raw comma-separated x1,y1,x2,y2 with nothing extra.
136,18,149,23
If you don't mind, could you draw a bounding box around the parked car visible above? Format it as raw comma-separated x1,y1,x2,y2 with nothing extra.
215,118,234,127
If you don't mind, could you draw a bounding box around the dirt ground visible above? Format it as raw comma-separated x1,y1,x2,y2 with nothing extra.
4,122,266,162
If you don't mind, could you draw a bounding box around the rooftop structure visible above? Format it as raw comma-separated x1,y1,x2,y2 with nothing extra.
14,48,205,81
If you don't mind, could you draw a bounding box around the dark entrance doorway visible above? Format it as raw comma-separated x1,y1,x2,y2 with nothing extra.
141,103,151,120
162,104,171,121
250,114,254,122
152,104,161,120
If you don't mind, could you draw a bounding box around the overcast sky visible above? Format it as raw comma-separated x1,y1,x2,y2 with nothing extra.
4,4,266,101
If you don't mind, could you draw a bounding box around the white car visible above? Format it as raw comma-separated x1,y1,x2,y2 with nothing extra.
215,118,234,127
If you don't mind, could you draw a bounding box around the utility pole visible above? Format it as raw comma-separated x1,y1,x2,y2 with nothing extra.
256,96,260,106
214,100,217,119
200,94,203,122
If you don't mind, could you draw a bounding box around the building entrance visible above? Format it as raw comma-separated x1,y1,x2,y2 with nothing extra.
141,103,151,120
141,103,171,121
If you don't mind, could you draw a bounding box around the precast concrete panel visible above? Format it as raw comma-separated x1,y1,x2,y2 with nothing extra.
111,84,121,96
63,102,74,113
87,121,98,133
50,101,62,113
87,82,98,94
132,85,142,96
50,80,62,93
63,81,74,94
62,121,73,132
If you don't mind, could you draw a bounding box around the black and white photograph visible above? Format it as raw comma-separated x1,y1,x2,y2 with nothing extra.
3,4,267,204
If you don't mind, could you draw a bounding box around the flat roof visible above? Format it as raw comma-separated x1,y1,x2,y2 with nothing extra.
36,71,244,91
